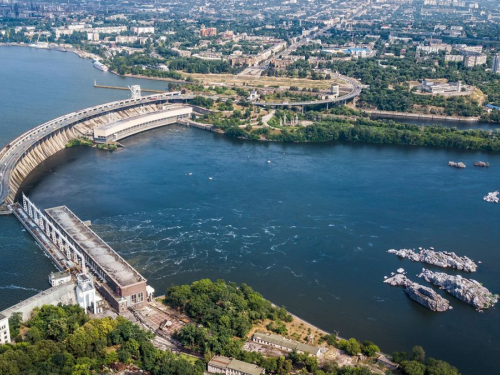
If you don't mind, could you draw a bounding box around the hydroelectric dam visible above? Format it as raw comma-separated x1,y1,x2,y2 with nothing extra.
0,88,198,212
0,88,199,316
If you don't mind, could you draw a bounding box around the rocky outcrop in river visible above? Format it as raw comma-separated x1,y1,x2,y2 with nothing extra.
384,274,450,312
418,269,498,310
387,248,477,272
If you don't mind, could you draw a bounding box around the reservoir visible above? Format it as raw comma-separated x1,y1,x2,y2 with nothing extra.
1,46,499,375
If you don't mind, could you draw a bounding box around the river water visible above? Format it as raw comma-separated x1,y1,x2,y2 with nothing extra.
1,47,500,374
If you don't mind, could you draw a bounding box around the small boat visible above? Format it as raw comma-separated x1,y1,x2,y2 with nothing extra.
474,161,489,167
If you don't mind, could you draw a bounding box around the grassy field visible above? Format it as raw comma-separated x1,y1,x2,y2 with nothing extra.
178,71,347,90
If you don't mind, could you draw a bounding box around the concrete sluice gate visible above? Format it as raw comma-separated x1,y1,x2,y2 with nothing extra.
1,96,192,205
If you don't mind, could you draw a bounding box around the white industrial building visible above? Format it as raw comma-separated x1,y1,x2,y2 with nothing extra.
93,105,192,143
76,273,100,314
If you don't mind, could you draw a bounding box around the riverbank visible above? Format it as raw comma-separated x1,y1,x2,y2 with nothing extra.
366,109,479,123
200,113,500,152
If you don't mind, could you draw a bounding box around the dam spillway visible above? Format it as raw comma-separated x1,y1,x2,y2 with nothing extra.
0,92,194,210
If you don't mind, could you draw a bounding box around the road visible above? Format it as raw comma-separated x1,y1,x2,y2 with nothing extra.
252,75,363,107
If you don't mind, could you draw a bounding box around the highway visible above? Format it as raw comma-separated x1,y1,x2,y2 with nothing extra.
253,75,362,107
0,92,189,209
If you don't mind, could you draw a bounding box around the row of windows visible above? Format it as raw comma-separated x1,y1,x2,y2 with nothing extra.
131,292,144,304
98,114,189,141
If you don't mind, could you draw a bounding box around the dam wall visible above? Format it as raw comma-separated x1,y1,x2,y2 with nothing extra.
0,283,77,322
9,127,81,202
0,93,194,208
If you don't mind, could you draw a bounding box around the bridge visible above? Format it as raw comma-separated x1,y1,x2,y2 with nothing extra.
0,91,194,211
252,76,363,107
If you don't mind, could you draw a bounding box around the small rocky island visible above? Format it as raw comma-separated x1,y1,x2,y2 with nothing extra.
384,274,451,312
483,191,499,204
387,248,478,272
418,269,499,310
448,161,466,168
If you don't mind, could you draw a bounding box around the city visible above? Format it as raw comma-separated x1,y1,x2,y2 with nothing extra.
0,0,500,374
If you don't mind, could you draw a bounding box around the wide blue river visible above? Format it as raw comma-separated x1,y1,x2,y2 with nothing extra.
1,47,499,374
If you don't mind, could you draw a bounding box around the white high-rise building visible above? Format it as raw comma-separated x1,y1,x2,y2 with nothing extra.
0,314,11,344
492,54,500,74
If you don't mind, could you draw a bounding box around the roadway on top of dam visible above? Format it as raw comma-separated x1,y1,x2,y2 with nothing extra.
0,92,192,209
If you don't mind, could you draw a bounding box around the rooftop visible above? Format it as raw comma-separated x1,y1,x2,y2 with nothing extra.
45,206,145,288
96,104,187,132
50,271,71,280
208,356,264,375
253,331,320,354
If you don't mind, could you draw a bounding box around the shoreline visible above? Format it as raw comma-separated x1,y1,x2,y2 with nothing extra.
366,109,479,123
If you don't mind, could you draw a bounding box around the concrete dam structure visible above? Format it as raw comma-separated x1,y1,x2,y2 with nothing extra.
0,91,193,211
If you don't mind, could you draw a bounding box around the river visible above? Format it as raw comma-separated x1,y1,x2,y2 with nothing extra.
1,46,499,375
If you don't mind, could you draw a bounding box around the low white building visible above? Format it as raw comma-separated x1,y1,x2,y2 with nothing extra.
131,26,155,35
419,80,463,94
49,271,72,287
0,314,10,344
253,332,321,356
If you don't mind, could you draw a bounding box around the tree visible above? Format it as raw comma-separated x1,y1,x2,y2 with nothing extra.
338,338,361,356
411,346,426,363
425,358,460,375
401,360,426,375
361,341,380,357
324,333,337,346
8,312,22,341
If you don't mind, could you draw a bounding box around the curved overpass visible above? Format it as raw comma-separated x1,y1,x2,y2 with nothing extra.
0,92,191,211
253,76,362,107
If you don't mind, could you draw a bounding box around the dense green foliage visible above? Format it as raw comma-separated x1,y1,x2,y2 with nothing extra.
169,57,235,74
392,346,460,375
165,279,382,375
65,138,93,148
165,279,288,354
263,117,500,151
0,305,204,375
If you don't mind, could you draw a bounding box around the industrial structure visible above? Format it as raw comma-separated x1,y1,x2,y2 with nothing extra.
0,90,194,211
93,105,192,143
4,193,153,317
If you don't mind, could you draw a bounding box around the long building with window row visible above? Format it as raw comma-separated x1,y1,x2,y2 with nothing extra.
252,332,321,356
